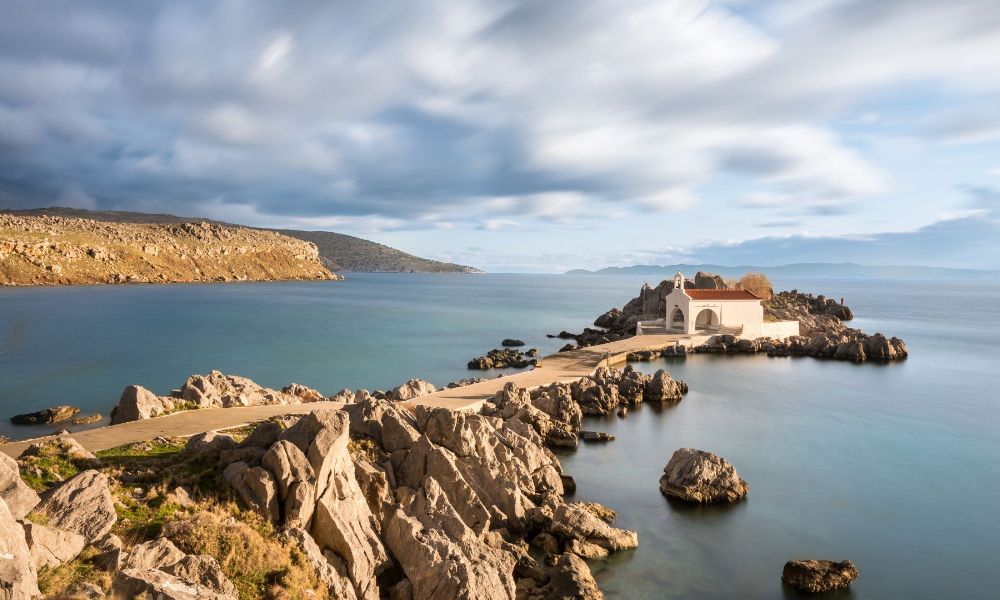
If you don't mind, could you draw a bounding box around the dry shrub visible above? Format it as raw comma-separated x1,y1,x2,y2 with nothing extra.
162,505,328,600
736,272,773,300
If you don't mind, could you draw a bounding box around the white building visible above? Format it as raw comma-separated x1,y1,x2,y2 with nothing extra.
643,271,799,338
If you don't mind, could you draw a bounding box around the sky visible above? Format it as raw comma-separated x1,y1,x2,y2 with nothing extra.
1,0,1000,272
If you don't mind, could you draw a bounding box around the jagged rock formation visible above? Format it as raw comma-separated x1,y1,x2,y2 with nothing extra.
0,213,338,286
659,448,749,503
782,559,859,593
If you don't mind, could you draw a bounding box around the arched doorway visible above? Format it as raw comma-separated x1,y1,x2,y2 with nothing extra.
669,307,685,330
695,308,719,330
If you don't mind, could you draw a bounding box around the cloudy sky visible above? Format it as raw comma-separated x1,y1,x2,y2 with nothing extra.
2,0,1000,271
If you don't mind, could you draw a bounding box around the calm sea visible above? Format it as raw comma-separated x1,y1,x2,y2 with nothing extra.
1,274,998,598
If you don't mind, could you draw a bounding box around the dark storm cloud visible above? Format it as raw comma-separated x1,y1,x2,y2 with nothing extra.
1,0,1000,235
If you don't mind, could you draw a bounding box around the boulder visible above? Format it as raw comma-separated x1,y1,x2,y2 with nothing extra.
501,339,526,347
112,567,234,600
281,382,324,403
389,378,438,401
0,497,39,599
22,520,86,569
222,461,280,523
580,431,615,442
544,553,604,600
547,502,638,552
261,439,316,527
124,537,186,572
782,559,859,593
164,555,238,598
644,369,688,403
343,398,421,454
10,405,80,425
185,431,237,460
34,469,117,543
284,527,358,600
0,453,39,519
180,370,298,408
111,385,170,424
659,448,749,503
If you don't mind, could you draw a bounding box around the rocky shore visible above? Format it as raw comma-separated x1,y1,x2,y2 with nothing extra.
1,369,647,599
0,214,339,286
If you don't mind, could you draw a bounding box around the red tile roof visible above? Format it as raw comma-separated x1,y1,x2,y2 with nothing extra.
684,288,761,300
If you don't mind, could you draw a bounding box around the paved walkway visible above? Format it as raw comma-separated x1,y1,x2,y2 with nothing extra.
0,332,708,458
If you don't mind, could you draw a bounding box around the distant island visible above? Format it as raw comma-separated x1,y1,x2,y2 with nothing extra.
2,208,482,274
0,213,337,286
565,262,1000,280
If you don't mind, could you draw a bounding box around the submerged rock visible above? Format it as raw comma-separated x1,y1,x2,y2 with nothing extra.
782,559,859,593
659,448,749,503
10,405,80,425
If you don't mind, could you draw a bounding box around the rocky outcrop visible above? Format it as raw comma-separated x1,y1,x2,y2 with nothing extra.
0,453,39,519
659,448,749,503
468,348,536,370
694,271,726,289
563,366,687,417
691,331,908,363
281,383,324,403
389,378,438,401
782,559,859,593
10,405,80,425
180,371,302,408
34,469,117,543
0,497,39,599
482,383,580,448
111,385,173,424
0,213,338,286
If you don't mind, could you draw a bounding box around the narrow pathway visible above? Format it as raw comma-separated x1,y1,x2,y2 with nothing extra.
1,332,708,457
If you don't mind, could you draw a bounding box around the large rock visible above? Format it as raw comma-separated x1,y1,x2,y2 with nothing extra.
694,271,726,289
185,430,237,460
547,502,638,552
22,520,86,569
0,497,39,599
0,453,39,519
544,553,604,600
111,385,171,424
385,478,516,600
35,469,117,543
180,370,298,408
112,568,234,600
284,527,358,600
389,378,437,401
123,537,186,571
10,405,80,425
222,461,280,523
342,398,421,454
643,369,688,403
483,383,579,448
261,439,316,527
659,448,749,503
281,382,324,403
280,410,389,600
782,559,859,593
165,555,238,598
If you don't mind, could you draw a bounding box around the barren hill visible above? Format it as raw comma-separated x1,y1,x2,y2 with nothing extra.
3,207,481,273
0,214,338,286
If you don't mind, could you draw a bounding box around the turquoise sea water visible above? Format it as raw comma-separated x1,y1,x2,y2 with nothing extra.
1,274,998,597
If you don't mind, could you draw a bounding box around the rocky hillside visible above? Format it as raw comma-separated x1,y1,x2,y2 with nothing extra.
3,207,481,273
0,214,338,286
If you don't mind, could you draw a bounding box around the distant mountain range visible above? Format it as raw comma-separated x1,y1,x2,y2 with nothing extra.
565,262,1000,280
2,207,481,274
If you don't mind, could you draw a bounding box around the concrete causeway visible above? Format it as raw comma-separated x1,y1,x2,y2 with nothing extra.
1,332,710,458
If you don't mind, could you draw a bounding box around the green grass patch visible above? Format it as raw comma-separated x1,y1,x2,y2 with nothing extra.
96,437,186,460
113,487,182,541
18,454,81,491
36,547,110,596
